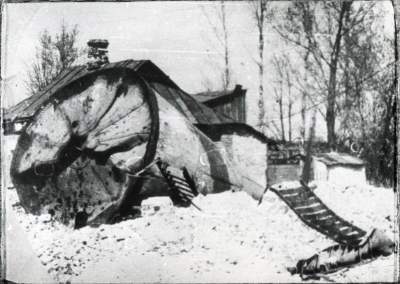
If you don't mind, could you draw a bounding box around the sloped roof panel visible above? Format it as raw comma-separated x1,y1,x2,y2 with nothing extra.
4,68,70,119
26,67,88,117
3,60,157,122
195,85,244,104
151,83,199,123
313,153,364,166
3,60,234,126
196,90,233,103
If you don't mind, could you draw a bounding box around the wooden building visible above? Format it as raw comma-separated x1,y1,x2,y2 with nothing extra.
195,85,246,123
312,152,366,186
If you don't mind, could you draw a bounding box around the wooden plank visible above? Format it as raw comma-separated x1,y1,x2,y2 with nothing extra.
231,96,237,121
166,174,187,184
226,99,232,119
338,226,354,235
313,217,365,245
278,191,315,204
310,218,337,228
277,187,307,195
215,105,223,115
170,179,192,189
290,197,319,207
236,96,243,123
334,233,363,245
315,223,338,233
301,209,328,216
177,192,190,201
297,204,326,214
174,185,194,195
294,202,321,210
302,211,333,222
335,218,366,238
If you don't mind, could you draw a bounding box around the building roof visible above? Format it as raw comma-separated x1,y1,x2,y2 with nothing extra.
4,60,145,122
3,60,233,125
313,152,364,166
195,85,245,104
3,59,274,144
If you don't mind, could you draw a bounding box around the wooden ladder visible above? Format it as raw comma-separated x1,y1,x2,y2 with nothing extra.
270,181,366,246
156,159,202,211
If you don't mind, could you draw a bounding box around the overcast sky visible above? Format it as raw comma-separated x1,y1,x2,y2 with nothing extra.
2,1,394,139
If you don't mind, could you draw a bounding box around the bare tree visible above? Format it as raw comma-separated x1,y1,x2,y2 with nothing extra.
284,59,294,143
274,1,378,149
270,54,296,143
201,1,232,91
336,5,395,186
249,0,273,132
25,20,85,95
200,73,215,93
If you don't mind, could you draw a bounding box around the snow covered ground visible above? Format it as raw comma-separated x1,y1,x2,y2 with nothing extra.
4,178,397,283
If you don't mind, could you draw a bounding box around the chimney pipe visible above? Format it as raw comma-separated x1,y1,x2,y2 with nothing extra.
86,39,109,70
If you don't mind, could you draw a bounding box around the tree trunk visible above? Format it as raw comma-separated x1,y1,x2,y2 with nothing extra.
222,2,230,90
279,98,286,142
257,0,267,129
326,2,351,149
302,108,317,184
288,104,292,143
301,92,306,141
288,84,292,143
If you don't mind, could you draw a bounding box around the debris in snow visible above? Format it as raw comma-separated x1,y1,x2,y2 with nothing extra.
5,181,395,283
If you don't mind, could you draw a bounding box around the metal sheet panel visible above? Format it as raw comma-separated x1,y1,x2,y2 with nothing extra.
313,153,364,166
4,60,238,128
22,66,87,119
3,68,75,121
